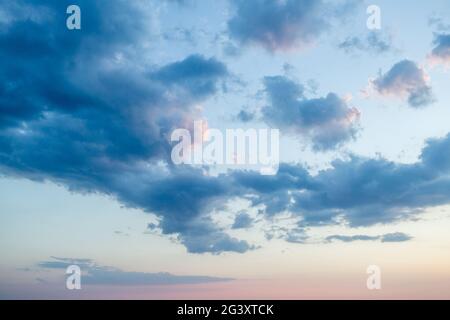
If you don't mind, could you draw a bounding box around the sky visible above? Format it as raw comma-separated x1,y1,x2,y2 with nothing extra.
1,0,450,299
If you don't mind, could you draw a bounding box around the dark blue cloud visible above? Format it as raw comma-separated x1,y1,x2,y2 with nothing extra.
5,128,450,253
0,0,246,254
420,133,450,172
37,257,233,285
430,33,450,65
292,158,445,227
120,166,252,254
150,54,228,98
179,220,253,254
123,131,450,241
261,76,360,151
236,110,255,123
372,60,434,107
232,212,253,229
230,133,450,228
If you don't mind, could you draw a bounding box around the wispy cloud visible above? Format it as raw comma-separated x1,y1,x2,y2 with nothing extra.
339,31,394,54
326,232,412,243
37,257,234,286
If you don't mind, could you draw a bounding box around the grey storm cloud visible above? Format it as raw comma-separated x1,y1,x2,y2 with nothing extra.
227,0,356,52
429,33,450,65
37,257,233,285
372,60,435,107
326,232,412,243
261,76,360,151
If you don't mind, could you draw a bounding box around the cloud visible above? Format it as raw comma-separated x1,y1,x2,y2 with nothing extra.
150,54,228,99
110,130,449,241
232,133,450,228
339,32,393,54
326,232,412,243
38,257,93,270
132,167,254,254
1,1,450,254
236,110,255,123
428,16,450,32
326,234,380,242
0,0,248,254
165,0,189,5
429,33,450,66
284,227,308,244
232,212,253,229
227,0,356,52
381,232,412,242
262,76,360,151
372,60,435,107
37,257,233,285
290,134,450,226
